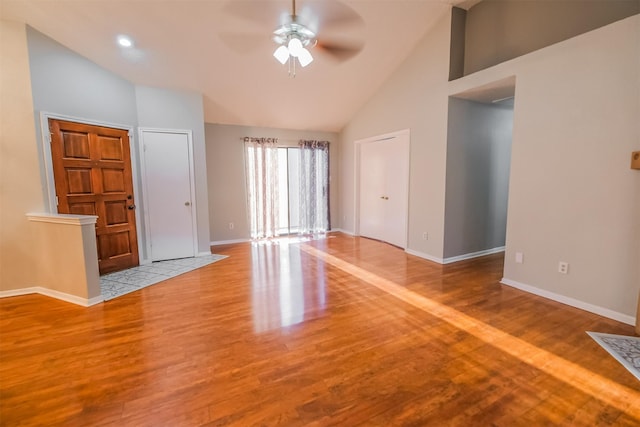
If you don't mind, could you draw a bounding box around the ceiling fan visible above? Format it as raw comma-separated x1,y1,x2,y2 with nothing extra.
221,0,364,76
272,0,317,70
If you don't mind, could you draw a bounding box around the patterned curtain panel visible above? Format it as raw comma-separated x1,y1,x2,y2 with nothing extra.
244,137,279,239
298,140,330,234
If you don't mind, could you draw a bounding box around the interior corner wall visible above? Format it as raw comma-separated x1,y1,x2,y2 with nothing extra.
204,123,338,243
0,20,46,291
464,0,640,75
444,98,512,259
449,7,466,81
339,7,452,260
135,86,211,255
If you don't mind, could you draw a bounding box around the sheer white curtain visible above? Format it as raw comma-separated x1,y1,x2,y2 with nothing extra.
244,137,280,239
298,140,330,234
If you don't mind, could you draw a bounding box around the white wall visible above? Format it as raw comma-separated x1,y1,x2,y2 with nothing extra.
135,86,211,255
343,11,639,321
340,6,453,260
444,98,513,259
205,123,338,243
0,21,45,290
497,15,640,321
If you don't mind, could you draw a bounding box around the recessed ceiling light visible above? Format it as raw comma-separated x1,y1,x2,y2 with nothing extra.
117,35,133,48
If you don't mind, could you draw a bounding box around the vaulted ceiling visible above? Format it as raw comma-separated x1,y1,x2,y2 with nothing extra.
1,0,474,132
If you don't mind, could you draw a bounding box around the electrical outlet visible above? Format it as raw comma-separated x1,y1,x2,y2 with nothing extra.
422,232,428,240
229,222,234,230
515,252,524,264
558,261,569,274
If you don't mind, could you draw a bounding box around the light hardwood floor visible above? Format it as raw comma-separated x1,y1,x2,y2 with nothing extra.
1,233,638,426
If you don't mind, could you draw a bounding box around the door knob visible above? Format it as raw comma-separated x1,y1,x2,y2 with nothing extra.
128,205,136,210
185,201,191,206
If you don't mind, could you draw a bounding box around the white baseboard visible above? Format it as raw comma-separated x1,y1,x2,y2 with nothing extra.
443,246,505,264
210,238,251,246
406,246,506,265
197,251,213,257
501,278,636,326
0,287,103,307
330,228,355,236
405,248,445,264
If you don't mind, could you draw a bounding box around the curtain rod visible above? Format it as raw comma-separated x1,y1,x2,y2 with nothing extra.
241,137,331,144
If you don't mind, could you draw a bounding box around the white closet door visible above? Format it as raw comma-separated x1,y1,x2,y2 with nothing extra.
142,130,196,261
383,136,409,248
358,133,409,248
359,141,387,242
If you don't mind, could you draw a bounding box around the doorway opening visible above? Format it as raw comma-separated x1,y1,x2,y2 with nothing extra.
444,76,516,263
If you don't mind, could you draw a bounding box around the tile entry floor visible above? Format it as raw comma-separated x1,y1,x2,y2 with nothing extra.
100,254,228,301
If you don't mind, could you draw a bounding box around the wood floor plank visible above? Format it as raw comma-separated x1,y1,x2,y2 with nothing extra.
1,233,638,426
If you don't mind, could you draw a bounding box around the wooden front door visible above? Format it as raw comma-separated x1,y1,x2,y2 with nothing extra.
49,119,139,274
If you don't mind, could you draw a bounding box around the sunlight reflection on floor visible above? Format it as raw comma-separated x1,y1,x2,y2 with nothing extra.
250,240,327,333
299,243,640,419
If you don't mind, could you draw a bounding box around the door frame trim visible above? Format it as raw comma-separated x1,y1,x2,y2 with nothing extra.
39,111,146,264
138,128,199,261
353,128,410,247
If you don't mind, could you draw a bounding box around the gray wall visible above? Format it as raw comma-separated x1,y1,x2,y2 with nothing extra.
464,0,640,75
135,86,211,255
27,27,138,127
205,123,338,243
444,98,513,259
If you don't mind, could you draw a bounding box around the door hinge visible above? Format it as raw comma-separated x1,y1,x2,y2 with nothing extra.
55,196,59,206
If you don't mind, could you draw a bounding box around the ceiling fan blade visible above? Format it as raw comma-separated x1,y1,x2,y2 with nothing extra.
222,1,291,28
296,0,363,33
219,32,272,54
315,39,364,62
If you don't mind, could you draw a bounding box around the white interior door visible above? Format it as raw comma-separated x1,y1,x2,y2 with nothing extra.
359,142,387,241
383,136,409,248
141,130,196,261
358,131,410,248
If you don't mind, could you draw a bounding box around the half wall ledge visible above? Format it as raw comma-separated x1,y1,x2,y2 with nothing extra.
17,213,102,306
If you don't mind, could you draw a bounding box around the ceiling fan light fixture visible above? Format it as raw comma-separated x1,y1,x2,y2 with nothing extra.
287,37,303,57
273,45,290,64
297,48,313,67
